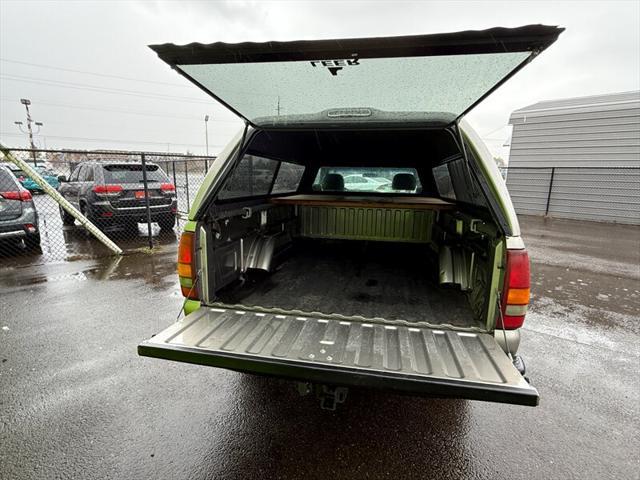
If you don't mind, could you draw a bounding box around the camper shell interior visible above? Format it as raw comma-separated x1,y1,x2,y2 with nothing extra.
199,127,505,332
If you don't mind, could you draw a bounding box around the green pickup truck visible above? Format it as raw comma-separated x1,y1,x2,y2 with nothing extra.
139,25,564,409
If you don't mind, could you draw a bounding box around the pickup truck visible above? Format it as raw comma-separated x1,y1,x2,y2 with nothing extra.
139,25,564,409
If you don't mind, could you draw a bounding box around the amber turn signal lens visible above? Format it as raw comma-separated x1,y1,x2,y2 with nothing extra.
177,262,192,278
507,288,530,305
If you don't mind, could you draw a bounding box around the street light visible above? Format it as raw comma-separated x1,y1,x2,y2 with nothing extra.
15,98,42,165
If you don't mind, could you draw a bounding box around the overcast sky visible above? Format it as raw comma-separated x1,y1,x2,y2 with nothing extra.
1,0,639,160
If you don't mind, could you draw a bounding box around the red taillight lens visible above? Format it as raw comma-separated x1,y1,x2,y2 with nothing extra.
0,190,31,201
178,232,198,299
500,249,530,330
93,184,123,195
160,183,176,192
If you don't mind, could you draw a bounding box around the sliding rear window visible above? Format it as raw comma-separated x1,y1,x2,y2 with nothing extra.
102,164,168,184
313,167,422,194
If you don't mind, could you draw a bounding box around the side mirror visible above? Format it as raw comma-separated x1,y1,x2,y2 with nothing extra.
58,175,67,182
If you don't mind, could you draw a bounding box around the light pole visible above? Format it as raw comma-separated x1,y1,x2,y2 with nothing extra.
15,99,43,166
204,115,210,171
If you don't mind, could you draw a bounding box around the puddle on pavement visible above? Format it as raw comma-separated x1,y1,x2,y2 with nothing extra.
0,244,179,292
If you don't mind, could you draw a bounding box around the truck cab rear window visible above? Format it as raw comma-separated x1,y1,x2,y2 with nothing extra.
312,167,422,194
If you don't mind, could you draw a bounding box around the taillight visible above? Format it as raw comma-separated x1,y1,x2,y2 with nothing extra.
178,231,198,299
0,190,32,201
93,184,123,195
160,183,176,192
500,249,530,329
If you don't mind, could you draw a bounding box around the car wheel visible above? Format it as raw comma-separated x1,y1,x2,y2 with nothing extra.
60,205,75,226
80,203,104,230
25,233,41,252
159,214,176,231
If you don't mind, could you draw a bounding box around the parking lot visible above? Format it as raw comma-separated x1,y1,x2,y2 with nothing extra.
1,215,638,480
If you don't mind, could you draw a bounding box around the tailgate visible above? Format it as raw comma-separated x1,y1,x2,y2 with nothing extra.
139,307,539,406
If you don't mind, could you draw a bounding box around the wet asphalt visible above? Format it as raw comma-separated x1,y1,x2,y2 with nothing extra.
1,215,638,480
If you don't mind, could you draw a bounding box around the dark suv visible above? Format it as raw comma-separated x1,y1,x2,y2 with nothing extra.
58,162,177,230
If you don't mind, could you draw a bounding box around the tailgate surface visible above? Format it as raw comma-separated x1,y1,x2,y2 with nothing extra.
139,307,539,406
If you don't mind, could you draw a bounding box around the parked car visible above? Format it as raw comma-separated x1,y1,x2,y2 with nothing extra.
19,166,61,192
139,25,564,409
0,164,41,250
58,162,177,230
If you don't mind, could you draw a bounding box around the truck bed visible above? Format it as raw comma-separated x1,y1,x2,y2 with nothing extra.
216,240,482,330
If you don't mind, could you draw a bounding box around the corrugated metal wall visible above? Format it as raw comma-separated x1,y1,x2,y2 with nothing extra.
506,167,640,224
506,91,640,224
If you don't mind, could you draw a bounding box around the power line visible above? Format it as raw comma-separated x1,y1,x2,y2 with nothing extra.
0,97,239,123
0,58,190,88
0,131,223,148
0,74,214,104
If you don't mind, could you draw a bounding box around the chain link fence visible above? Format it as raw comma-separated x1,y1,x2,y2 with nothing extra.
505,166,640,225
0,148,215,263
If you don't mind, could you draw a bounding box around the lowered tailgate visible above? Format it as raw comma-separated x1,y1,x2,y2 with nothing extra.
139,307,539,406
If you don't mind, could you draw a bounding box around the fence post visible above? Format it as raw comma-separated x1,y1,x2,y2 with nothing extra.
172,160,177,190
184,161,191,213
545,167,556,216
140,153,154,249
204,157,209,173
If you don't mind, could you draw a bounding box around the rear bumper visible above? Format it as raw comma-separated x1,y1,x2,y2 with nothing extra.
0,207,39,238
0,229,26,239
90,200,177,222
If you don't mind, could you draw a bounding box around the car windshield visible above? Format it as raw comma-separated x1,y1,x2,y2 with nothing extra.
34,167,55,176
313,167,422,194
102,164,168,184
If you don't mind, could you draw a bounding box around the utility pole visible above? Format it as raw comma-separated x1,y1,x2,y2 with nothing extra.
14,98,43,166
204,115,210,155
204,115,210,172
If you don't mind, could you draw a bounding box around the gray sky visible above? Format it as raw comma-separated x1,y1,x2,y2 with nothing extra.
1,0,639,160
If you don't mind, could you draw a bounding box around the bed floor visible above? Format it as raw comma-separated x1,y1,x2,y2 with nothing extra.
216,240,481,328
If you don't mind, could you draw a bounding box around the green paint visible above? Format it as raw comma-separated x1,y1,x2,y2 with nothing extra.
183,299,201,315
462,133,517,235
183,220,197,233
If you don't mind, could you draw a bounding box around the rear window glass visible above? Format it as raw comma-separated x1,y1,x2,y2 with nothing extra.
312,167,422,194
179,51,530,127
102,164,168,184
0,168,18,189
272,163,305,194
218,155,278,200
